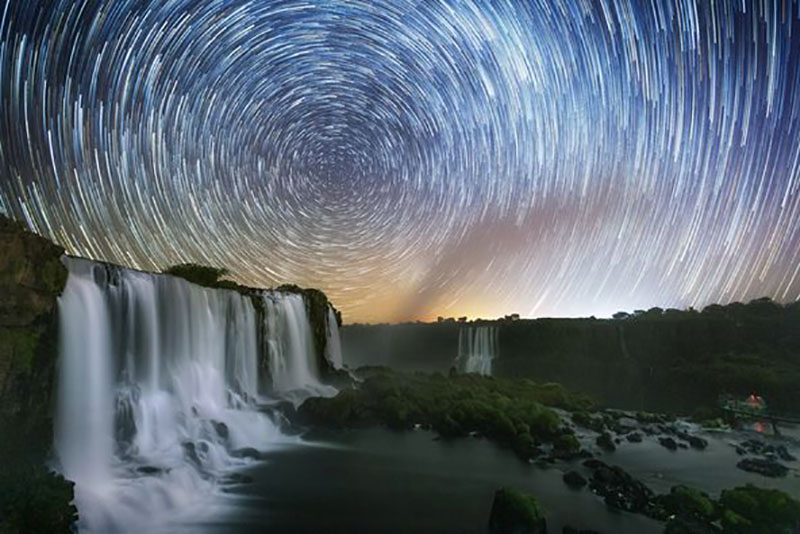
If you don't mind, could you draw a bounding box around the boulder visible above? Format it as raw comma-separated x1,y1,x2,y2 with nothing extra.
562,470,587,489
659,437,678,451
595,432,616,452
582,460,666,520
626,432,643,443
736,458,788,478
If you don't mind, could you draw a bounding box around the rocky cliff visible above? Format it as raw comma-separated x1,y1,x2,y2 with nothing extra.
0,216,68,455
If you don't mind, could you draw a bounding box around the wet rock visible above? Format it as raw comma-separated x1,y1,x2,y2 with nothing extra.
231,447,264,460
212,420,229,440
488,487,547,534
136,465,168,476
659,437,678,451
222,472,254,485
596,432,616,452
675,431,708,450
182,442,201,465
563,470,587,489
678,442,689,449
776,445,797,462
582,459,666,520
626,432,643,443
736,458,788,478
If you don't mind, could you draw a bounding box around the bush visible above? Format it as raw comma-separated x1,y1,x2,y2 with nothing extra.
719,484,800,534
0,462,77,533
163,263,231,288
297,369,590,459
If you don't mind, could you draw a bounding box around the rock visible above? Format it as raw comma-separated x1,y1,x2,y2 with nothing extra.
0,216,68,457
488,487,547,534
776,445,797,462
182,442,201,465
563,470,587,489
231,447,264,460
596,432,616,452
136,465,169,475
222,472,254,485
678,442,689,449
626,432,643,443
582,460,666,520
736,458,788,478
675,431,708,450
659,437,678,451
212,420,229,440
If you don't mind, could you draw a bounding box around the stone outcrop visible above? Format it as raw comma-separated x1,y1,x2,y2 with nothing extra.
0,216,67,455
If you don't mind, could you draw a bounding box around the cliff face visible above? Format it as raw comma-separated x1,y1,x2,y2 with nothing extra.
277,284,342,380
342,305,800,413
0,217,68,455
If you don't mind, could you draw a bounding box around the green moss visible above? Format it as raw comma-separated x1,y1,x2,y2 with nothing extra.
553,433,580,453
719,484,800,534
660,485,715,518
297,369,592,459
2,327,43,373
488,487,546,534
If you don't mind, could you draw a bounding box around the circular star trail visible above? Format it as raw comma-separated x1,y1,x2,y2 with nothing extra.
2,0,800,322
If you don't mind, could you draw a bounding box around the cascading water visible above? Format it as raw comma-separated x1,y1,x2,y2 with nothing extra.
262,292,337,404
456,326,498,375
325,306,344,370
54,257,338,532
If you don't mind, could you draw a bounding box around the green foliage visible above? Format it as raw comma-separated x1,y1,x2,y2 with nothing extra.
163,263,231,288
298,369,593,459
719,484,800,534
660,485,716,519
0,462,77,533
488,487,546,534
553,433,580,453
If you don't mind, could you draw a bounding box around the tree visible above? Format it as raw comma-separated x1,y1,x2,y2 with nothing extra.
163,263,229,288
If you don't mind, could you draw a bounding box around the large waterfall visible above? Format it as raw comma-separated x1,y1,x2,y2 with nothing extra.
456,326,498,375
54,257,339,532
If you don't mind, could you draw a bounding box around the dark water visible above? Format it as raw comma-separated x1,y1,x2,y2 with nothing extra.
185,428,660,533
164,423,799,534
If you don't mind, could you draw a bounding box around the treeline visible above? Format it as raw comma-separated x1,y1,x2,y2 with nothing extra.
342,298,800,414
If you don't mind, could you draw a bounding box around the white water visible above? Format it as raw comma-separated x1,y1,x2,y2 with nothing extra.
263,293,337,404
54,257,339,532
325,306,344,369
456,326,498,375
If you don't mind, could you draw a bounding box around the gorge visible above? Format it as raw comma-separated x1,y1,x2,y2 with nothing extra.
1,218,799,533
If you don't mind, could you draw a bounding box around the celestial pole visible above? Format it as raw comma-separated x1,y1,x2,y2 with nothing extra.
1,0,799,322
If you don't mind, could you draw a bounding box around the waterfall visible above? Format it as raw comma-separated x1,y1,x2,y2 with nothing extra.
456,326,498,375
325,306,343,369
54,257,338,532
262,292,337,404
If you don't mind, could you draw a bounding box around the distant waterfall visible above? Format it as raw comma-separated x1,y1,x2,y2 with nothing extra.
54,257,338,532
325,306,344,369
456,326,498,375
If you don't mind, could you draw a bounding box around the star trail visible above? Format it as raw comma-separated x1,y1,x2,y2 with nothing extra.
1,0,800,322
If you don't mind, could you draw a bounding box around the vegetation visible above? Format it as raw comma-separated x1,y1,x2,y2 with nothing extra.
718,484,800,533
298,368,594,459
344,297,800,413
0,461,77,533
488,487,547,534
162,263,237,289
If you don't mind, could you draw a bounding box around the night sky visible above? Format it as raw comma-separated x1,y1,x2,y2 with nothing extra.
1,1,799,323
